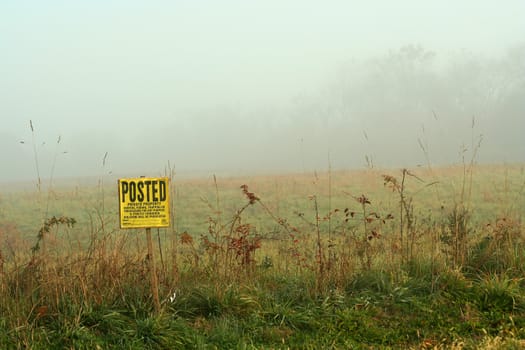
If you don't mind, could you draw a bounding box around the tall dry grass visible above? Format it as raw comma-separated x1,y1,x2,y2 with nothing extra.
0,121,524,347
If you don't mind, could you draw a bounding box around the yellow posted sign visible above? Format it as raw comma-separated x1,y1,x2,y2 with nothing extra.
118,177,170,229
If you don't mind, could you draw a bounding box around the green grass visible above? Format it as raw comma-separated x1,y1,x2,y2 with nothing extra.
1,267,525,348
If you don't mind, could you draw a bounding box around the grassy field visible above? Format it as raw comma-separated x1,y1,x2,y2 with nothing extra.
0,163,525,349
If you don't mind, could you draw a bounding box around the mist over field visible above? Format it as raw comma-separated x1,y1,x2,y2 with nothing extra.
1,1,524,182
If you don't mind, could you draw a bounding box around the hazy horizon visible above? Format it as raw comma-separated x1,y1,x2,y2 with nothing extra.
2,1,524,183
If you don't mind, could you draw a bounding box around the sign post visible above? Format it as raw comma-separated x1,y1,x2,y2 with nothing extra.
118,177,171,312
145,227,160,312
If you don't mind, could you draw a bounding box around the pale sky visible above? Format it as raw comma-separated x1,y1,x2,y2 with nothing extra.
1,1,524,182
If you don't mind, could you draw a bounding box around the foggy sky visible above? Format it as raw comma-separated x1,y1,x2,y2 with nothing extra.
1,1,525,182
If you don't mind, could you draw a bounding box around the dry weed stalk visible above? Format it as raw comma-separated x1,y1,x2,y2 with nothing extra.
311,195,325,277
195,184,264,281
383,169,436,263
164,161,179,282
449,119,482,267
